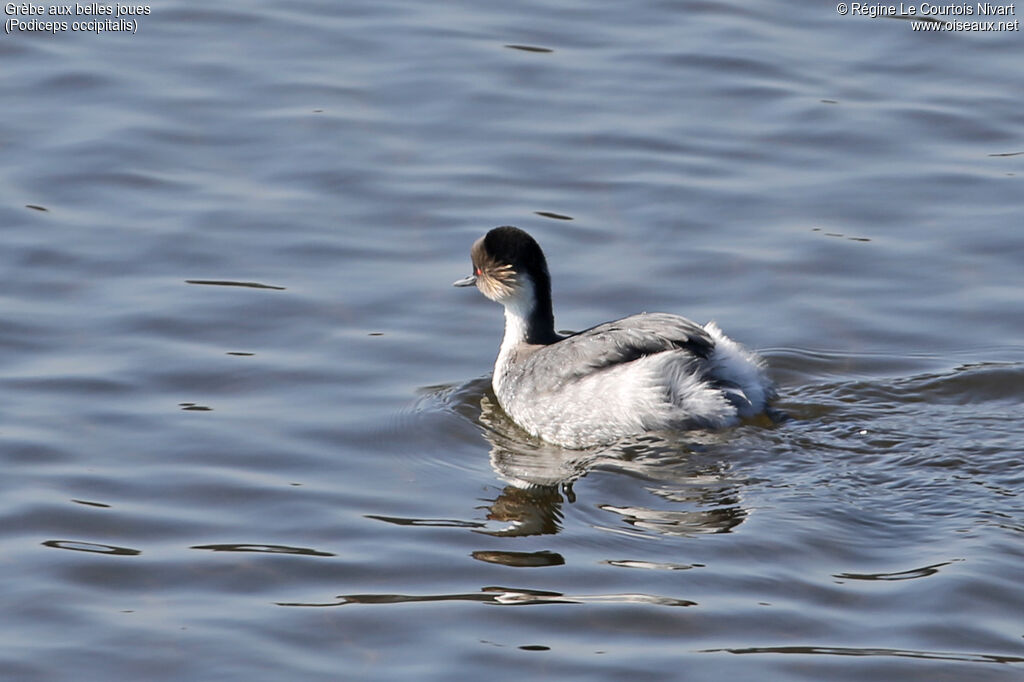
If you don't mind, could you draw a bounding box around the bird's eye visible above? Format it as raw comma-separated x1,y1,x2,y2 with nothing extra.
475,266,482,276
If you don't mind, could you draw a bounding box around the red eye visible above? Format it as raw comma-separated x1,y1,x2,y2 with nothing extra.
475,267,482,276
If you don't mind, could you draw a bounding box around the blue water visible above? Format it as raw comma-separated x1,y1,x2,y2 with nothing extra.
2,1,1023,680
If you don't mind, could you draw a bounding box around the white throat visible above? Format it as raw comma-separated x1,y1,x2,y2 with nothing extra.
493,276,536,394
498,275,536,347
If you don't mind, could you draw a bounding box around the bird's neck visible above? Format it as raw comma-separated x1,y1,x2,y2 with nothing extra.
500,277,558,347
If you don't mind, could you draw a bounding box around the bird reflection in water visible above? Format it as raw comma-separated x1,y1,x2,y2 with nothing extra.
474,389,749,539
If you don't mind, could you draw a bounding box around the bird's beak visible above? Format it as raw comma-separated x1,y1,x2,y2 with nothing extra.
452,274,477,287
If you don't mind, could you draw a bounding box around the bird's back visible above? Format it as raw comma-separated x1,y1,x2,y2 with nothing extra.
493,312,771,447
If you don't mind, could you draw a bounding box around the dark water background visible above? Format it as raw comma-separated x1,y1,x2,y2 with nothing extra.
2,1,1023,680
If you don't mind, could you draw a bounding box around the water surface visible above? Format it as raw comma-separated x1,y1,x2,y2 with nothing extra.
2,1,1023,680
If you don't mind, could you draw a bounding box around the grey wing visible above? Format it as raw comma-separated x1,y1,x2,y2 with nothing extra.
525,312,715,388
